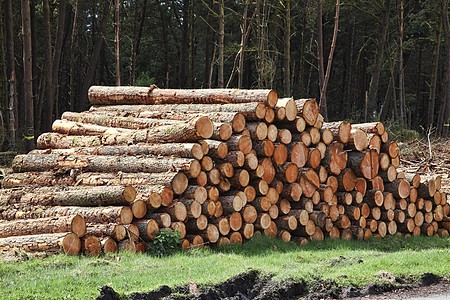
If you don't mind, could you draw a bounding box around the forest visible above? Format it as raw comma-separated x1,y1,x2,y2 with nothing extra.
0,0,448,152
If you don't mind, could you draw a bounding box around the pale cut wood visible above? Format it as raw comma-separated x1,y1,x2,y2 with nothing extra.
368,134,381,153
417,180,436,198
352,122,385,135
381,141,400,158
246,122,268,141
88,86,278,107
295,99,319,126
322,121,351,143
348,129,369,151
384,179,410,199
379,165,397,182
288,142,308,168
102,237,118,253
321,128,334,145
276,97,298,121
347,150,379,180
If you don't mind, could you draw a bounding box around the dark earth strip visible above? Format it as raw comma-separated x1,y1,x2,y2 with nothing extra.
96,271,448,300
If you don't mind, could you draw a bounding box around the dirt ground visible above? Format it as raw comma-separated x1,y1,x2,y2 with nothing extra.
95,271,449,300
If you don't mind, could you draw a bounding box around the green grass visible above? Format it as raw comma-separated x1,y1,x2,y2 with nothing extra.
0,235,449,299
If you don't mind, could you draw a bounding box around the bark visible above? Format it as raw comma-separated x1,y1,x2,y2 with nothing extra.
218,0,224,87
37,117,213,148
21,0,35,151
366,0,390,121
114,0,121,85
88,86,277,107
0,215,86,238
0,232,80,254
79,0,111,110
90,102,267,120
5,0,18,148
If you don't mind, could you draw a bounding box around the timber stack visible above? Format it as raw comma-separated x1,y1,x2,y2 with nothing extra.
0,86,448,256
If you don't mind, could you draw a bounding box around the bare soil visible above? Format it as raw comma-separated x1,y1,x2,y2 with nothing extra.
95,271,448,300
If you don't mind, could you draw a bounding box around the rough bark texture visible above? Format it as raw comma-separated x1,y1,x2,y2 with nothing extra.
88,86,278,107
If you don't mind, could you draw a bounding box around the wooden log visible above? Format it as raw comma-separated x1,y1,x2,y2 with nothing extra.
218,163,234,178
337,192,353,206
383,192,396,211
0,215,86,238
323,142,347,175
414,211,424,227
417,180,436,198
352,122,384,135
220,194,244,214
276,97,298,121
86,224,126,241
322,121,351,144
369,176,384,192
293,219,316,236
347,150,379,180
4,185,135,207
39,117,213,148
321,128,334,145
203,140,227,160
229,232,243,244
295,99,319,126
368,134,381,153
0,232,80,254
384,179,410,199
288,142,308,168
391,155,400,168
255,140,275,158
13,154,201,179
347,129,369,151
264,221,278,238
407,202,417,218
241,223,254,240
337,168,357,192
277,129,292,145
246,122,268,141
88,86,278,107
379,153,390,171
365,189,384,207
394,210,406,223
101,237,118,253
229,212,243,231
381,141,400,158
272,143,288,166
160,201,187,222
253,197,272,212
0,205,133,225
326,176,339,193
379,165,397,183
267,124,278,142
255,213,272,230
171,222,187,239
227,135,252,155
281,182,302,202
369,207,382,220
30,142,205,161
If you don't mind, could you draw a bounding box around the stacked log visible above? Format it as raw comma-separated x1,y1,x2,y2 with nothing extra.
0,86,448,255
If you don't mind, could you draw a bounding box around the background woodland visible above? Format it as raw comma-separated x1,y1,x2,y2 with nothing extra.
0,0,449,152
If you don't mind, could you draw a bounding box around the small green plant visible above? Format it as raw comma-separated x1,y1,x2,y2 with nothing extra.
151,229,181,256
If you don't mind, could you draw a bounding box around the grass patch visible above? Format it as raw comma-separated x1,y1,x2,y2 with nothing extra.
0,235,449,299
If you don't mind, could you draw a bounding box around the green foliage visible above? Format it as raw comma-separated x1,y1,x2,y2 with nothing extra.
135,71,155,87
150,229,182,256
384,119,421,142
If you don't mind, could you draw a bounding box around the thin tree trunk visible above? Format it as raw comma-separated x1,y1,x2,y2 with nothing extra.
427,1,444,128
398,0,405,127
5,0,18,149
131,0,148,85
188,0,194,87
79,0,111,110
69,0,79,111
114,0,121,86
320,0,340,121
284,0,291,96
238,1,249,89
317,0,325,105
218,0,224,88
366,0,391,122
21,0,35,151
444,1,450,137
42,0,53,134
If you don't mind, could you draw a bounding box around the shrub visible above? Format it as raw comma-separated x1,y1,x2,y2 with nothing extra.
151,229,181,256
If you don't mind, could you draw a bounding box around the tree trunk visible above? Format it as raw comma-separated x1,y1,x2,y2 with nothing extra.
88,86,277,107
79,0,111,110
218,0,224,87
284,0,291,96
0,232,80,254
131,0,147,85
5,0,18,149
69,0,79,111
0,215,86,238
366,0,391,121
21,0,35,151
114,0,121,85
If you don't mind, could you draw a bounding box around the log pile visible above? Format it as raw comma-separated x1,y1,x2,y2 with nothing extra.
1,86,448,256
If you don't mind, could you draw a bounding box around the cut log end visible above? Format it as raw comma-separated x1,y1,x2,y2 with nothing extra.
195,116,214,139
